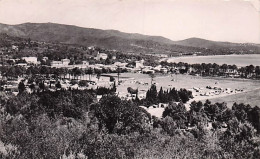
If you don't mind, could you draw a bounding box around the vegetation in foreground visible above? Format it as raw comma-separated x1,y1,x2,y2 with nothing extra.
0,89,260,159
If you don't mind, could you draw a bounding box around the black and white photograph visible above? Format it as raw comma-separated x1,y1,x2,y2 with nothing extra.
0,0,260,158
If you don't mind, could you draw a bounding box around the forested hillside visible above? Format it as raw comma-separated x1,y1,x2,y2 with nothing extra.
1,23,259,55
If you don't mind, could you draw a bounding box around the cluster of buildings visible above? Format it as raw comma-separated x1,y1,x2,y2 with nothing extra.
1,54,186,75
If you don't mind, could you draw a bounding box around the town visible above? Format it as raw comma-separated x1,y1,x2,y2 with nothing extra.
1,33,260,116
1,2,260,157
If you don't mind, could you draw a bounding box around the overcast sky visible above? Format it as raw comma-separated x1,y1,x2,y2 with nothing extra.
0,0,259,43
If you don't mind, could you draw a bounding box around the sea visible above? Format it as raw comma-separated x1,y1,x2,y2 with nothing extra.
167,54,260,67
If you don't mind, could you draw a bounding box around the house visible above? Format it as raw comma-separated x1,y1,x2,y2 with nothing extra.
158,54,168,58
179,66,186,70
154,65,162,72
88,46,95,50
97,95,102,102
11,45,19,51
50,59,71,67
135,60,144,69
160,68,168,73
42,57,48,61
61,59,70,65
158,103,169,108
113,62,128,67
138,91,146,99
143,69,155,74
22,57,38,64
96,52,108,60
226,68,237,74
95,64,104,68
82,61,89,65
187,67,197,73
16,63,27,67
51,61,63,67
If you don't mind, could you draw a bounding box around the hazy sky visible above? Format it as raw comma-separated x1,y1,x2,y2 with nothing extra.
0,0,259,43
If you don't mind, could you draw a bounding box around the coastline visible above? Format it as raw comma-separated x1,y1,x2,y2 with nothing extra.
161,54,260,67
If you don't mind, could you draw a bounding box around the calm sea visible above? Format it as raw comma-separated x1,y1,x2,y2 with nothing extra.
167,54,260,67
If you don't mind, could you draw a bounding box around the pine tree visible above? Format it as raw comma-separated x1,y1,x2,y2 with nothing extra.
111,81,117,92
18,81,25,93
146,84,158,104
158,87,164,103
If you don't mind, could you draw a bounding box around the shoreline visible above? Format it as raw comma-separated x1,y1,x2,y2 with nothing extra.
160,54,260,67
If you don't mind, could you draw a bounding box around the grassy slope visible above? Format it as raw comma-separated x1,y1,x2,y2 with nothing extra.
203,88,260,108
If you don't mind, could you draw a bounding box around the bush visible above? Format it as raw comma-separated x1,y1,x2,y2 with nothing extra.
78,80,88,87
110,76,115,82
70,80,78,85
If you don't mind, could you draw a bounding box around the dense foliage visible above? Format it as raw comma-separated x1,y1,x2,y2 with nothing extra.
0,90,259,158
141,85,193,105
161,61,260,79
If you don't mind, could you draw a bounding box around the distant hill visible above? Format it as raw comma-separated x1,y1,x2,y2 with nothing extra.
173,37,260,50
0,22,259,54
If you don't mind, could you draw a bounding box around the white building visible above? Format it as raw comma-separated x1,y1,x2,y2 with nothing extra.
61,59,70,65
143,69,155,74
42,57,48,61
51,61,62,67
135,59,144,69
160,68,168,73
51,59,71,67
113,62,128,67
88,46,95,50
17,63,27,67
154,65,162,72
22,57,38,64
96,52,108,60
82,61,89,65
12,45,19,51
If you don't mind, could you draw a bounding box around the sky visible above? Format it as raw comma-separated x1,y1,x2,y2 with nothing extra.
0,0,259,43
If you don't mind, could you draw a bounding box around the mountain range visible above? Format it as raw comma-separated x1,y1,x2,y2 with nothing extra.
0,22,259,55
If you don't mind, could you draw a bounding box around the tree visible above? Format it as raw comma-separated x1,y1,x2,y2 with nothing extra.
220,64,228,76
90,95,150,134
146,84,157,104
204,102,220,122
127,87,138,95
72,67,82,80
96,72,101,81
110,76,115,82
158,87,168,103
232,103,248,122
149,73,155,85
246,65,255,77
29,83,35,92
86,68,93,80
79,80,89,87
247,106,260,133
162,102,187,129
190,101,203,113
188,101,210,127
158,87,164,103
168,88,180,102
178,89,192,103
161,116,178,135
224,117,256,142
111,82,117,93
116,65,121,85
39,81,45,92
55,81,61,89
18,81,25,93
255,66,260,78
